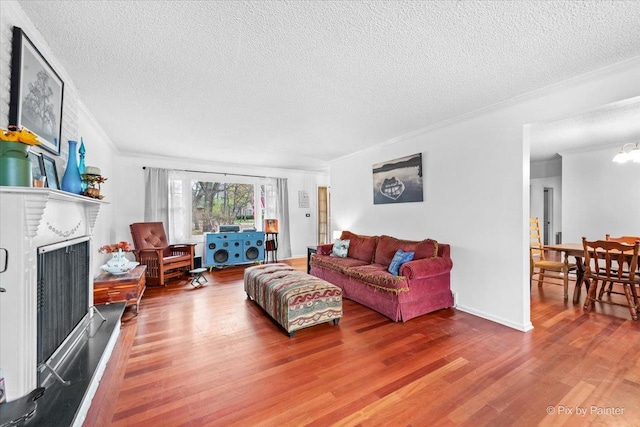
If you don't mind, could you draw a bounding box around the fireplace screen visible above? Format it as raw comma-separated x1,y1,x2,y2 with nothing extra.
37,238,90,367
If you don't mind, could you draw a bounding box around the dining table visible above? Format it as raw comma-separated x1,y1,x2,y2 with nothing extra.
542,243,588,304
544,241,640,305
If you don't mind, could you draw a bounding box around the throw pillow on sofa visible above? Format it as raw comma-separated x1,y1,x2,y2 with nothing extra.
331,239,350,257
387,249,415,276
340,231,378,262
375,235,438,266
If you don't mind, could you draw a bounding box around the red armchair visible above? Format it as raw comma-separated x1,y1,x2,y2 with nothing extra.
129,222,195,286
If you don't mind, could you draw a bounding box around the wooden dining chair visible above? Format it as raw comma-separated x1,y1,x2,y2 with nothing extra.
599,234,640,298
582,237,640,320
529,217,576,299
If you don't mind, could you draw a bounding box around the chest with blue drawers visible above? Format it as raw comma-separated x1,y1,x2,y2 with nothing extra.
205,231,265,267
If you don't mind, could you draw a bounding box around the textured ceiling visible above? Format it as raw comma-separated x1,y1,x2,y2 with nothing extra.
531,97,640,161
16,0,640,171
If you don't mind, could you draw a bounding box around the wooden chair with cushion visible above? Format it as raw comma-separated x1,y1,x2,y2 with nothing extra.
582,237,640,320
129,222,195,286
530,217,576,300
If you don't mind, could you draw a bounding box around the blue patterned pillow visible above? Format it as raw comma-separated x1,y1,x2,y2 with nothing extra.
331,239,350,258
387,249,415,276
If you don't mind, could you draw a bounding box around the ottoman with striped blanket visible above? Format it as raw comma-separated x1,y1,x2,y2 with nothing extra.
244,263,342,337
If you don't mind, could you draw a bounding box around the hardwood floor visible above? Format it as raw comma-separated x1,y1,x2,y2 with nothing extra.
84,258,640,426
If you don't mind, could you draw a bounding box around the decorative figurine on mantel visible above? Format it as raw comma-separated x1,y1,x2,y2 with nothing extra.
79,138,86,191
81,166,107,199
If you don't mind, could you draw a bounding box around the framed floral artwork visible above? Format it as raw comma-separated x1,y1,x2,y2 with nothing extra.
9,27,64,155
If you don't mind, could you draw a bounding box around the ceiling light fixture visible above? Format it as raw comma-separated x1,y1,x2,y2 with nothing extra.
612,142,640,164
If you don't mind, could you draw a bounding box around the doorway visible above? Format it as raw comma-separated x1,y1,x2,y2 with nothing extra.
543,187,553,245
317,186,330,244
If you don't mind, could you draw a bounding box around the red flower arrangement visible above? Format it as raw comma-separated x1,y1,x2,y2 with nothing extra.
99,241,132,253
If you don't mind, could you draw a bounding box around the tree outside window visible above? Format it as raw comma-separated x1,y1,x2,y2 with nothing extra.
191,181,255,235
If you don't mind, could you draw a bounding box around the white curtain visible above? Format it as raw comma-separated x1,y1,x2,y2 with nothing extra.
168,171,191,242
276,178,291,259
144,167,170,231
144,167,189,243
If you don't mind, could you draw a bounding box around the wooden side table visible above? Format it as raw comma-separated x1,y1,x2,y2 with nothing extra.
93,265,147,315
307,246,317,273
265,232,279,263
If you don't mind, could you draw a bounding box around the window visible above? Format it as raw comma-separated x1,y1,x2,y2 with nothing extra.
168,171,276,241
192,181,254,235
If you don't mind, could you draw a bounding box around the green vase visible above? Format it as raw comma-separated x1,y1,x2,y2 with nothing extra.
0,141,31,187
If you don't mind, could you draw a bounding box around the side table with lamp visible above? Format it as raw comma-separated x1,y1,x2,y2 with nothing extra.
264,219,279,263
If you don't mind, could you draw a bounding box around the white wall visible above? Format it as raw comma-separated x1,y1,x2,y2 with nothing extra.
563,145,640,242
75,106,119,271
531,157,562,180
330,58,640,331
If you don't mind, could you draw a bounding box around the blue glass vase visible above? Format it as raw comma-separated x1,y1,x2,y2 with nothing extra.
61,140,83,194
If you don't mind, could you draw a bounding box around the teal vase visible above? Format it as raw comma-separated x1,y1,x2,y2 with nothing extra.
79,140,87,191
61,140,83,194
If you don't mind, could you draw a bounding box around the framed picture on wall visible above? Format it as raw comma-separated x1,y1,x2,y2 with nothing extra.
27,150,44,185
9,26,64,155
41,154,60,189
372,153,424,205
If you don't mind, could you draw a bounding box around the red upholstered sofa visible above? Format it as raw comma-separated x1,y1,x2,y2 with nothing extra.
309,231,453,322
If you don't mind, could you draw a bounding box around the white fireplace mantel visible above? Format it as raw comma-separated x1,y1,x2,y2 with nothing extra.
1,187,105,237
0,187,106,401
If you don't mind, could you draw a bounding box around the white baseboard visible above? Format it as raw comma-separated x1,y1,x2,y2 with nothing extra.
455,303,534,332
